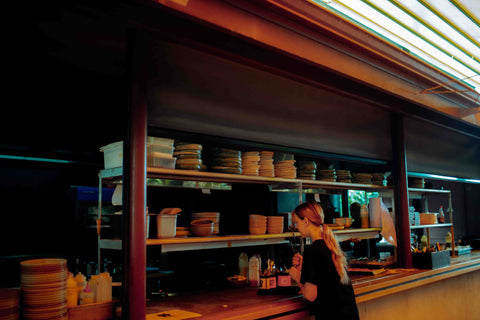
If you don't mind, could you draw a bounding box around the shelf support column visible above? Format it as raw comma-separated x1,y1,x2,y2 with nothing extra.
124,28,148,320
391,114,412,268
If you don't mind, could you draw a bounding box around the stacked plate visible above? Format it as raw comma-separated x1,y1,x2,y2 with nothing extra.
20,258,68,320
211,148,242,174
174,142,204,171
318,169,336,182
336,170,352,183
409,178,425,189
192,212,220,235
267,216,284,234
274,160,296,179
259,151,275,177
296,161,317,180
242,151,260,176
249,215,267,234
372,173,388,186
0,288,20,320
352,173,373,184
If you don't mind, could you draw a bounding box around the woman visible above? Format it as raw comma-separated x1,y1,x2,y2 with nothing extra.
289,201,359,320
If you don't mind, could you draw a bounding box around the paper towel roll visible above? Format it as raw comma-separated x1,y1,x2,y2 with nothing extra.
369,197,382,228
112,185,122,206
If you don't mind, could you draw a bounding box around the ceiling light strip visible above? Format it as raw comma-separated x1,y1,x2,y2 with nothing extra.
393,0,480,67
361,0,480,79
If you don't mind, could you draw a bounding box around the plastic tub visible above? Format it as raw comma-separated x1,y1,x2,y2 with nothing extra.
100,141,123,169
156,215,177,238
147,155,176,168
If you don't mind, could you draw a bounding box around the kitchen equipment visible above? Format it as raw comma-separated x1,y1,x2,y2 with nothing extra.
191,219,214,237
100,141,123,169
156,215,177,238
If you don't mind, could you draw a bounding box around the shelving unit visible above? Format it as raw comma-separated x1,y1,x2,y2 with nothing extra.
97,166,388,264
408,187,456,257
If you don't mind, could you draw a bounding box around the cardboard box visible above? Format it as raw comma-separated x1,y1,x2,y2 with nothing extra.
412,250,450,269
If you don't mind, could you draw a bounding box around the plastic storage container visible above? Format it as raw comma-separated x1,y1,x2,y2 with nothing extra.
100,141,123,169
156,215,177,238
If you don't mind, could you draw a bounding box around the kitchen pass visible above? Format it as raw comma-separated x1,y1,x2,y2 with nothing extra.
147,309,201,319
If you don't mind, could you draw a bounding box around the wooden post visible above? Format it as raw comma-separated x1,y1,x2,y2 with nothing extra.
124,28,148,320
391,114,412,268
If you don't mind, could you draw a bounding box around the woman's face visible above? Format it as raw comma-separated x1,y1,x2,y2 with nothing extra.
292,213,309,238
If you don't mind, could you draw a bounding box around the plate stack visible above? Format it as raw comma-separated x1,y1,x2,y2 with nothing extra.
174,142,204,171
20,258,68,320
409,178,425,189
242,151,260,176
0,288,20,320
274,160,296,179
267,216,284,234
192,212,220,235
211,148,242,174
336,170,352,183
249,215,267,234
259,151,275,177
296,161,317,180
352,173,373,184
372,173,388,186
317,169,337,182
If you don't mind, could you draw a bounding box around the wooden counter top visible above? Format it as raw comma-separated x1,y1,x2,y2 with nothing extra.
146,251,480,319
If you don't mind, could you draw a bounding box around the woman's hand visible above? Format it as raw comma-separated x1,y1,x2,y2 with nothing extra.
292,253,303,270
289,265,301,284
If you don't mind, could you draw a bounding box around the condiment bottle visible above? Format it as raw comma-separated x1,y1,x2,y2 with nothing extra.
80,283,94,305
438,206,445,223
89,275,99,303
277,265,291,287
446,232,452,247
360,204,369,228
96,273,112,303
239,252,248,278
248,255,260,287
67,272,78,308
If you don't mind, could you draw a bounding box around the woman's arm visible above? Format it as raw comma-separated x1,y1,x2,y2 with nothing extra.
289,261,318,302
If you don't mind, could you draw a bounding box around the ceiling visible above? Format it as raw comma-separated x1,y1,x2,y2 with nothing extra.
312,0,480,126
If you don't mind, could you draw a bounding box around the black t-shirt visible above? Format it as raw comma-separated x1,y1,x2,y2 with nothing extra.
300,239,359,320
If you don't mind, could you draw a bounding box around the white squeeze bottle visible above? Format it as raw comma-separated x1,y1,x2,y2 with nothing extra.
239,252,248,278
248,255,260,287
96,273,113,303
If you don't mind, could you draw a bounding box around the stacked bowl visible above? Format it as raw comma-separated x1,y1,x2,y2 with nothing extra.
267,216,284,234
20,259,68,320
249,215,267,234
191,219,214,237
192,212,220,235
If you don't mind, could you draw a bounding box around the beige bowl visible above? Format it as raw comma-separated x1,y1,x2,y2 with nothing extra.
333,217,354,229
191,219,214,237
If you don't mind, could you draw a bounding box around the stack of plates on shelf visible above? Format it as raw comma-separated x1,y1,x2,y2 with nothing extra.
296,161,317,180
259,151,275,177
192,212,220,235
211,148,242,175
317,169,337,182
174,142,204,171
352,173,373,184
20,258,68,320
0,288,20,320
372,173,388,186
242,151,260,176
249,215,267,234
274,160,296,179
267,216,284,234
336,170,352,183
409,178,425,189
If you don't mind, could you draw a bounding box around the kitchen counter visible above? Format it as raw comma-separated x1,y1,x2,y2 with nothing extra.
146,251,480,319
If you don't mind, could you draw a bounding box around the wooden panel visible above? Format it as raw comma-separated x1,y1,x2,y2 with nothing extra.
357,270,480,320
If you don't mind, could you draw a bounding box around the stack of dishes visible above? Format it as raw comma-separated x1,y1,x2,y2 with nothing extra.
20,258,68,320
211,148,242,174
259,151,275,177
409,178,425,189
296,161,317,180
242,151,260,176
372,173,388,186
249,215,267,234
318,169,336,182
352,173,373,184
274,160,296,179
192,212,220,235
336,170,352,183
174,142,204,171
267,216,284,234
0,288,20,320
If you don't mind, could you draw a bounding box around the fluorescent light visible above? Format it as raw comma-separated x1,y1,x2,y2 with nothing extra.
0,154,75,164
